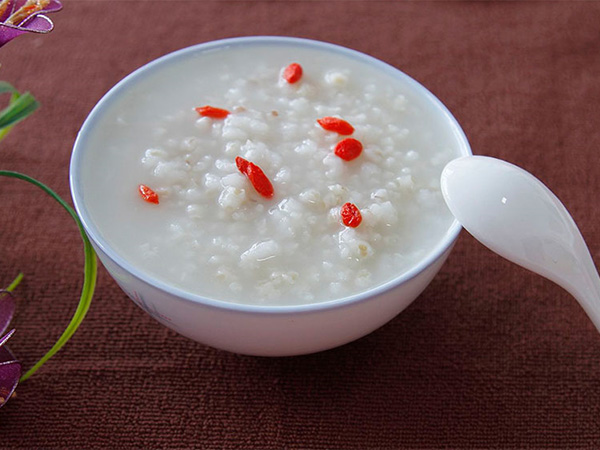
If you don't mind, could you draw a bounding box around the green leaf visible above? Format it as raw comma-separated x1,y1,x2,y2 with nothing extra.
0,92,39,130
0,171,97,382
0,82,18,96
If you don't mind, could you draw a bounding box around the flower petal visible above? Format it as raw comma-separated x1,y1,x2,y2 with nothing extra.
0,23,25,44
37,0,62,15
0,359,20,408
0,335,19,409
6,0,62,24
0,0,62,47
16,12,53,31
0,293,15,337
0,329,15,348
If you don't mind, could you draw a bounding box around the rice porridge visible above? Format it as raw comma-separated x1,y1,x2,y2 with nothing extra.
80,41,461,306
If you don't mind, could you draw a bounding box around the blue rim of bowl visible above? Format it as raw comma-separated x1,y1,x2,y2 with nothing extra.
70,36,472,315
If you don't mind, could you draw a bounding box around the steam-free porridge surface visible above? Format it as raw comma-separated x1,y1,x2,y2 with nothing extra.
81,42,462,305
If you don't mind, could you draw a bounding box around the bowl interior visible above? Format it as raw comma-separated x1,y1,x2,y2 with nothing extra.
70,36,472,313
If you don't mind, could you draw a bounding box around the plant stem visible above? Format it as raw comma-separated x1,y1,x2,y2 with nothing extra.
0,170,97,382
6,272,23,292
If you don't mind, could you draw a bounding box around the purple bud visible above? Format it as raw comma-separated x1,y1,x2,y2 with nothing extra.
0,0,62,48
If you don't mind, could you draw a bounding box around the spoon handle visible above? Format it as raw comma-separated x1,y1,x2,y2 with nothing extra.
569,253,600,332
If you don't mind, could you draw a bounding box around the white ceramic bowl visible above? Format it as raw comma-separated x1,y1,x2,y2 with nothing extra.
70,37,471,356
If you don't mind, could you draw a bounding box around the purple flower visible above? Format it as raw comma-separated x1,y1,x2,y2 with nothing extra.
0,0,62,48
0,290,19,408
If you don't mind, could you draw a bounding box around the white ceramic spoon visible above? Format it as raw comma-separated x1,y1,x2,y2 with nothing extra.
441,155,600,332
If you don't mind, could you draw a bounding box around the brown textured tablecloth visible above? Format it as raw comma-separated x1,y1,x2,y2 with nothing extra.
1,1,600,448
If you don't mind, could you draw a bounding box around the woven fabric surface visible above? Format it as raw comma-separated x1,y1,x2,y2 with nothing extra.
0,1,600,448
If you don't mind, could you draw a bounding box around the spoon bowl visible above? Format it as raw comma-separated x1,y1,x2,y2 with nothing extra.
441,155,600,332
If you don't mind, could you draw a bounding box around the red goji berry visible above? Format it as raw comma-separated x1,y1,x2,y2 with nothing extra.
317,117,354,135
283,63,303,84
139,184,159,204
235,156,274,199
334,138,363,161
341,202,362,227
247,164,274,198
235,156,249,174
195,105,230,119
